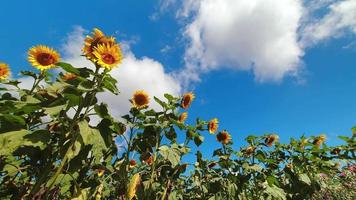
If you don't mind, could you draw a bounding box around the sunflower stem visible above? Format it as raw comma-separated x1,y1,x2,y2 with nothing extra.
28,71,44,95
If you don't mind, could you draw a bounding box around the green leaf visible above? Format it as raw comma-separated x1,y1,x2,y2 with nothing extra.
94,103,110,119
154,96,167,108
64,93,81,107
0,114,25,125
44,104,66,117
56,62,80,75
71,188,90,200
20,71,37,79
338,135,350,142
242,163,262,172
0,114,26,132
78,81,94,91
23,129,51,150
102,76,119,94
267,176,279,187
46,82,70,97
2,80,21,87
78,120,107,161
66,140,82,161
0,130,28,155
78,121,93,144
298,173,311,185
264,183,287,200
164,93,174,101
159,145,181,167
194,135,204,147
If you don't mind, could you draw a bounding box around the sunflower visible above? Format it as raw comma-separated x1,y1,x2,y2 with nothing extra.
245,146,255,156
178,112,188,123
127,173,141,200
141,153,153,166
286,163,293,170
208,118,219,134
313,134,326,147
62,73,77,81
265,134,279,147
97,168,105,177
131,90,150,109
331,147,341,155
129,159,137,167
28,45,60,70
216,130,231,145
0,63,10,80
92,43,122,70
208,162,217,168
83,28,117,60
181,92,195,109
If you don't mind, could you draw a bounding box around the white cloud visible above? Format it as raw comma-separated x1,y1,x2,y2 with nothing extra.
61,27,181,118
169,0,356,85
179,0,305,83
301,0,356,47
150,0,178,21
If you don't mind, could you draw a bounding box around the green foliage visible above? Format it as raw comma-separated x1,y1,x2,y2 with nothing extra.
0,50,355,200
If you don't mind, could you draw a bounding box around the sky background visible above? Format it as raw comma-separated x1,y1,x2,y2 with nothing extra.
0,0,356,159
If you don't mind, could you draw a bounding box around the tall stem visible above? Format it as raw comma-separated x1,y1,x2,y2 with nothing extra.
45,66,104,191
29,71,44,95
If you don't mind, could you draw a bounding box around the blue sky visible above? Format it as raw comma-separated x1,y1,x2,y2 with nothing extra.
1,0,356,157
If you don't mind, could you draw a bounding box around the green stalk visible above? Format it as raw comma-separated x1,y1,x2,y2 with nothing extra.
28,71,44,95
44,66,105,191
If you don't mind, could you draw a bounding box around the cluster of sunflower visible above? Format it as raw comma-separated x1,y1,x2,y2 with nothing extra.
1,28,121,80
0,28,355,200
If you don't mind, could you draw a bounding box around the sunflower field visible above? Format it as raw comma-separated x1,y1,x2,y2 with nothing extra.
0,29,355,200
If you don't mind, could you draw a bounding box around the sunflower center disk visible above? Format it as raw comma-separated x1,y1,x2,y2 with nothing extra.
102,54,116,64
0,68,7,75
134,95,148,106
37,53,55,66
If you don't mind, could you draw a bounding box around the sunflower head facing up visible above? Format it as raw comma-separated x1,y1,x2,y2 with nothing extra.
245,146,255,156
97,168,105,177
28,45,60,71
0,63,10,80
265,134,279,147
83,28,116,60
216,130,231,145
178,112,188,123
181,92,195,109
92,43,122,70
131,90,150,109
313,134,326,147
208,118,219,134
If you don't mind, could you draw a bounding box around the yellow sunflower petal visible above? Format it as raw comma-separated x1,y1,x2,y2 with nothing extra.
216,130,231,145
83,28,117,60
131,90,150,109
178,112,188,123
92,43,122,70
127,173,141,200
208,118,219,134
0,63,10,80
27,45,60,71
181,92,195,109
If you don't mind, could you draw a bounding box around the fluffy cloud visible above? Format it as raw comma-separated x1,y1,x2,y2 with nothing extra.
61,26,181,118
301,0,356,47
180,0,304,83
174,0,356,84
